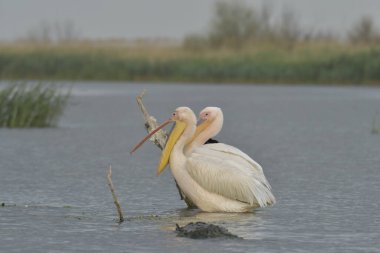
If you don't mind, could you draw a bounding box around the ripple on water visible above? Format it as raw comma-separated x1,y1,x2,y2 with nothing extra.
1,83,380,252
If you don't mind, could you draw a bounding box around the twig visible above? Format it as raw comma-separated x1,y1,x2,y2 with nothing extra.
136,89,167,149
135,90,197,209
106,165,124,223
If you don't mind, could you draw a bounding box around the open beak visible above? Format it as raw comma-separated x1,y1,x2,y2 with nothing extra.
130,119,187,176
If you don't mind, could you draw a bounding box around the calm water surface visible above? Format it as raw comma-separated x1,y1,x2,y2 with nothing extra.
1,82,379,253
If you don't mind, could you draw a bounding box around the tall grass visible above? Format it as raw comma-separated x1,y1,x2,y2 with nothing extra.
0,83,70,128
1,44,380,84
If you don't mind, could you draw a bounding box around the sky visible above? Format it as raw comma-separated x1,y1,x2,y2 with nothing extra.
1,0,380,41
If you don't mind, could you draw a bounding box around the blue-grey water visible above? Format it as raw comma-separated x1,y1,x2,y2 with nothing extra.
0,82,379,253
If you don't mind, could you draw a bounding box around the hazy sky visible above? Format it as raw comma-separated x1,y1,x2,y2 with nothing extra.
1,0,380,41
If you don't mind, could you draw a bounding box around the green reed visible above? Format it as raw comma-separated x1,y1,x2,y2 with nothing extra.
0,83,70,128
1,45,380,84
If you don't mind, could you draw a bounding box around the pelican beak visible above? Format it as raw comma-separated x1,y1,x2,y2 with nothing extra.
130,119,173,154
157,121,186,176
187,119,210,144
130,118,187,176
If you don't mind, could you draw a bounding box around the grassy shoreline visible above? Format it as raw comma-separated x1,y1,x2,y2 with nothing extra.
1,42,380,85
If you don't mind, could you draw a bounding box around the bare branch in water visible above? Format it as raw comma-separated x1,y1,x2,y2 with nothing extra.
106,165,124,223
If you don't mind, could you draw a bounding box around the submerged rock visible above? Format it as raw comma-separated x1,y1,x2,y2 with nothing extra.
175,222,239,239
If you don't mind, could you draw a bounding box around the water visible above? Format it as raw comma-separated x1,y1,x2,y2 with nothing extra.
1,82,379,253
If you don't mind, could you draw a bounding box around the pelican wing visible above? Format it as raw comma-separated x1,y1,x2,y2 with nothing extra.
192,143,272,190
206,143,263,172
186,146,275,207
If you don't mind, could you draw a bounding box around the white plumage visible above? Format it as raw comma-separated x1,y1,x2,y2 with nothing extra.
183,107,275,209
188,143,275,207
132,106,275,212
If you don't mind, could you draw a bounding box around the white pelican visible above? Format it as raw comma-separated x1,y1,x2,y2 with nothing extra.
131,107,273,212
185,106,223,155
185,107,275,207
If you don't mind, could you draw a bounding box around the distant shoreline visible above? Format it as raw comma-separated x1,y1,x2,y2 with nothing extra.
1,42,379,85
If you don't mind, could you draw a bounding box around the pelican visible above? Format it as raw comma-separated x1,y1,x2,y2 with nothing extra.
185,107,275,207
131,107,273,212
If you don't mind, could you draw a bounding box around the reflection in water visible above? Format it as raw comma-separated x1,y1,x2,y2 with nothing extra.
176,208,259,224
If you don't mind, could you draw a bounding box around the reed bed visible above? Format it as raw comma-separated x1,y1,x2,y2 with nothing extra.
0,83,70,128
1,44,380,84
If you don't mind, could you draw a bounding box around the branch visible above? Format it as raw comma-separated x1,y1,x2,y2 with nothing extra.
136,90,167,149
106,165,124,223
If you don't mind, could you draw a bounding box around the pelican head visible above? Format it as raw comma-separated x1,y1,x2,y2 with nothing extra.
199,107,222,121
192,107,224,140
156,107,196,175
172,107,197,125
130,106,197,175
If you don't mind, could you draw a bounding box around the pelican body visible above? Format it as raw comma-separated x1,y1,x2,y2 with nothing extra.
186,107,275,207
132,107,274,212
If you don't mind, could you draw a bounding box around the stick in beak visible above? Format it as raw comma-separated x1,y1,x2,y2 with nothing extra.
130,119,173,154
